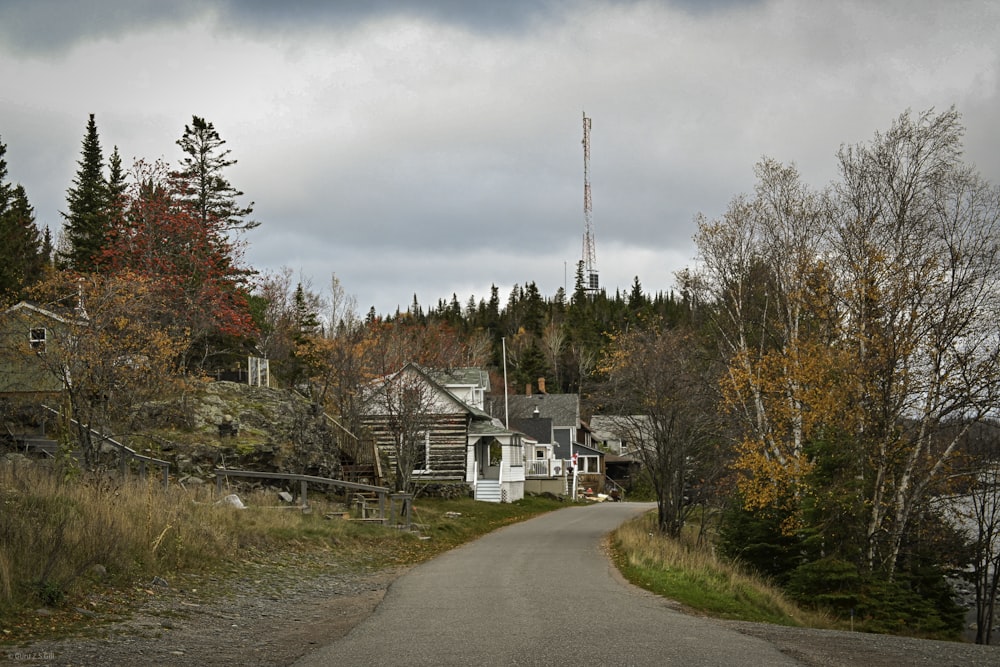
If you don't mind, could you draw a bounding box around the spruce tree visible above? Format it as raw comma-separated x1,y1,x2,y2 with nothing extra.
175,115,257,231
60,114,110,272
0,138,45,302
106,145,127,224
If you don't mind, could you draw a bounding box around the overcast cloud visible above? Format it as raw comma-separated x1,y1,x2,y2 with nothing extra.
1,0,997,316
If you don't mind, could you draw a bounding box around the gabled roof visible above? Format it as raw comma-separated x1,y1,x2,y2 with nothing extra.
362,362,472,415
500,393,580,429
363,363,500,421
2,300,88,326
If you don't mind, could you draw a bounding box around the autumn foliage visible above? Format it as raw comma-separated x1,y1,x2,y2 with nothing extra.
99,160,255,362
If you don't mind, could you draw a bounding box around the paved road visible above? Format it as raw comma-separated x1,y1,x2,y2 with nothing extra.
295,502,802,666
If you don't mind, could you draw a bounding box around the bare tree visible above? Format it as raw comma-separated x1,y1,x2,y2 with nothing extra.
597,324,722,537
965,452,1000,644
328,272,358,335
363,364,438,493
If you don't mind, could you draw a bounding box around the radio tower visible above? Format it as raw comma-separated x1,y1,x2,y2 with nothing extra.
581,111,599,294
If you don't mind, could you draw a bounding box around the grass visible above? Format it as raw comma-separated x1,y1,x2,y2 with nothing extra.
610,512,835,628
0,461,564,642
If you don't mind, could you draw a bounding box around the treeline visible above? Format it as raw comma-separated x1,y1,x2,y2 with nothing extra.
377,269,693,394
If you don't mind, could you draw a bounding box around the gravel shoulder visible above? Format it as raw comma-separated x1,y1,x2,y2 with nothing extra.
1,552,404,667
720,619,1000,667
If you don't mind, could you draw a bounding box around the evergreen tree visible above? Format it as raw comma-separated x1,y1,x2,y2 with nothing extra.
61,114,110,272
175,115,257,231
107,145,127,223
0,138,45,302
292,282,321,341
40,226,54,266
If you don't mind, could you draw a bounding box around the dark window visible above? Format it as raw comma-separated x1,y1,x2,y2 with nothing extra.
29,328,46,352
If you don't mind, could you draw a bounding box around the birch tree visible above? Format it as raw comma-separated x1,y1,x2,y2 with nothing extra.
834,107,1000,575
694,159,841,522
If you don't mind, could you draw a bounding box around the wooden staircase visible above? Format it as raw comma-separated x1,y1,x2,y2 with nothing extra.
475,479,502,503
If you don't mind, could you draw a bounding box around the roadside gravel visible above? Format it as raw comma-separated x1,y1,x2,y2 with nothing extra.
721,619,1000,667
2,552,403,667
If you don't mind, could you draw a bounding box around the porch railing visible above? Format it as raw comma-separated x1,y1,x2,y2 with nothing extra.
526,459,568,478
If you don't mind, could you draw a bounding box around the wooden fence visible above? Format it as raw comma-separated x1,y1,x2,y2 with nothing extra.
213,468,412,528
40,404,170,486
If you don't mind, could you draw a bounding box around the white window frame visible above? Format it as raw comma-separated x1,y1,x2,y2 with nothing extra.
29,327,47,352
413,431,431,474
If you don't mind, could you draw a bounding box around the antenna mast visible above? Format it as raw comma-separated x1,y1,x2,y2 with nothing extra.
581,111,598,294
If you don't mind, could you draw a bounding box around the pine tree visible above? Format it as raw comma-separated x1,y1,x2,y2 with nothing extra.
60,114,110,272
175,116,257,231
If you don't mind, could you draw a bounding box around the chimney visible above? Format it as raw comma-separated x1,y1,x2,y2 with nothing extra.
526,383,533,396
538,377,546,394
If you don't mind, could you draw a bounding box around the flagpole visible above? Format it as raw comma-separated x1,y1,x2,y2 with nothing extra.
502,337,509,429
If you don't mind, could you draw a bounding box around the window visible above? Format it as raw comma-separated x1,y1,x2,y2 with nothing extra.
413,432,430,473
29,328,46,352
578,456,600,473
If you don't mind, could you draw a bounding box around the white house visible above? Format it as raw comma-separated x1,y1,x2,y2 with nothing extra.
362,364,525,503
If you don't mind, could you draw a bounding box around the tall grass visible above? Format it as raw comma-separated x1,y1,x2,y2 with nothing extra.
0,462,239,616
611,513,834,628
0,461,565,627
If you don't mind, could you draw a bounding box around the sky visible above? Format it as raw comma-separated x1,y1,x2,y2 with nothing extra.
1,0,998,318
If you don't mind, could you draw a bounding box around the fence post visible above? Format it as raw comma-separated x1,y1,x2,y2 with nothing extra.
216,472,224,497
378,492,386,524
300,479,308,507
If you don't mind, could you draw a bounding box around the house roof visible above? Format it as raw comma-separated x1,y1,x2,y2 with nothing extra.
590,414,653,441
363,363,507,428
468,415,516,437
496,393,580,428
362,363,472,415
427,367,490,391
510,416,553,444
3,300,87,326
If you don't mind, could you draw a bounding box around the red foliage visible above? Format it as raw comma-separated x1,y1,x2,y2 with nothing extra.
98,160,255,339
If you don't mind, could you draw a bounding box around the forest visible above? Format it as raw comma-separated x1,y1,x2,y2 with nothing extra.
2,107,1000,642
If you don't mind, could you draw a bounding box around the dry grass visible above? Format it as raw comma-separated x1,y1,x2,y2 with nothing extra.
0,461,565,627
0,461,360,617
611,512,835,628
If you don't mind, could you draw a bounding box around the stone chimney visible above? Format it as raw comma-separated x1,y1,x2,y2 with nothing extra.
537,377,547,394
